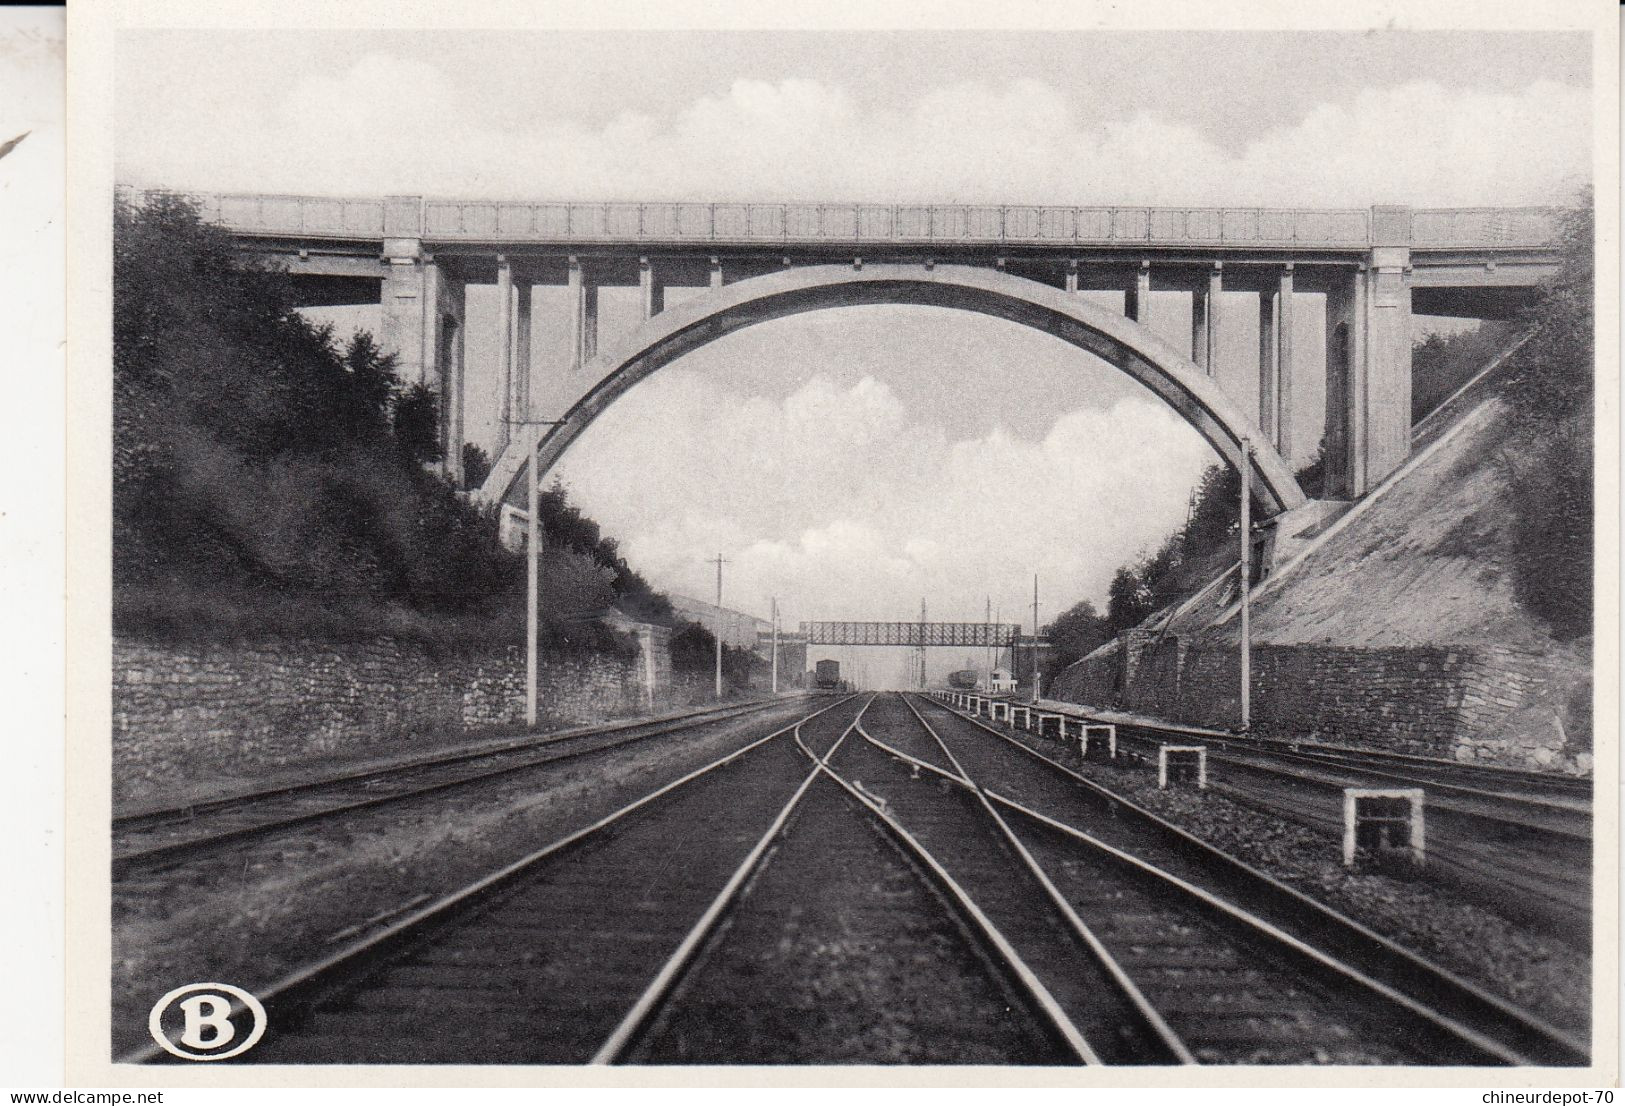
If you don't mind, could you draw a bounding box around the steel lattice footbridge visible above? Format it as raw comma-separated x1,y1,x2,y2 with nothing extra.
801,620,1026,648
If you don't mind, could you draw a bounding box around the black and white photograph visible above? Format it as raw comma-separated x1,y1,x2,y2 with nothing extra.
47,0,1620,1086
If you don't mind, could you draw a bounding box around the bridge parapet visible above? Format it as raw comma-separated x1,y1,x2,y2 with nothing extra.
122,188,1559,251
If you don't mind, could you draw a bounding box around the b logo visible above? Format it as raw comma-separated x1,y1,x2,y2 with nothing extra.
148,983,267,1061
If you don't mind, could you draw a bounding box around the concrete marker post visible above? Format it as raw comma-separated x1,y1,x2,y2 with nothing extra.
1343,787,1426,867
1158,745,1208,790
1081,723,1117,759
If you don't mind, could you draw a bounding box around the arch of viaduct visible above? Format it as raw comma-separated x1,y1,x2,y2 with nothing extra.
141,190,1560,522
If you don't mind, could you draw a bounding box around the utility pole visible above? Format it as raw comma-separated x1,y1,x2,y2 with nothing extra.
770,596,779,695
1240,438,1253,732
710,553,728,700
526,439,540,726
994,602,1002,688
1031,573,1041,704
983,596,992,691
917,597,928,690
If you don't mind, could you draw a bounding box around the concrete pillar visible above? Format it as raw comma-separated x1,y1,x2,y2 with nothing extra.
432,265,466,486
1365,221,1414,489
709,256,723,291
567,257,584,373
1323,266,1368,497
567,257,599,371
583,277,599,364
1276,264,1296,462
639,256,664,321
1192,263,1221,374
381,238,467,482
495,257,513,452
1065,259,1079,294
514,281,532,423
381,238,432,390
1258,288,1277,445
1126,261,1151,322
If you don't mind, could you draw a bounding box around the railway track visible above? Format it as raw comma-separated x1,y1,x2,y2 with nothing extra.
131,688,1584,1066
1010,698,1591,818
1106,723,1591,841
130,694,863,1064
952,697,1591,937
911,693,1588,1066
113,696,804,878
604,702,1086,1064
1127,741,1593,938
866,696,1524,1064
134,693,1099,1065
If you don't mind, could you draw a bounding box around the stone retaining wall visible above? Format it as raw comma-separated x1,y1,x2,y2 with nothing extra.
1051,636,1590,774
113,636,718,795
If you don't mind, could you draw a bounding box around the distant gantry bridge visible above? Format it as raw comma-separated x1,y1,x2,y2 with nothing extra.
125,187,1562,534
801,621,1025,648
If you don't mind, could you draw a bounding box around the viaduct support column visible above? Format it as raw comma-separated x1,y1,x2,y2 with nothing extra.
1275,264,1296,462
1365,206,1415,490
514,281,532,422
567,257,599,372
1126,261,1151,322
639,257,664,320
382,237,464,482
382,237,431,388
1323,266,1367,498
1192,262,1221,374
1258,285,1277,445
495,256,513,452
434,266,467,486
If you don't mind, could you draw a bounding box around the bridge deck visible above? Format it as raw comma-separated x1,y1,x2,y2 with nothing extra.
125,189,1560,254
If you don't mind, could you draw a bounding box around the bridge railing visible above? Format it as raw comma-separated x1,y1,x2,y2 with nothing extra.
119,188,1561,250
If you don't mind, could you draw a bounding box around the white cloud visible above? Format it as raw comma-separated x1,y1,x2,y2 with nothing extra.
551,369,1212,628
119,61,1589,207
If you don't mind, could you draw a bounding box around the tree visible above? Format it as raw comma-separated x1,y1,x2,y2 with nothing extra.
113,193,524,642
1106,566,1154,635
393,384,443,464
461,443,493,490
1041,599,1110,685
1500,192,1594,639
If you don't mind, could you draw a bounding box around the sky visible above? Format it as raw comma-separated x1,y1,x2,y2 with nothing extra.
115,29,1592,687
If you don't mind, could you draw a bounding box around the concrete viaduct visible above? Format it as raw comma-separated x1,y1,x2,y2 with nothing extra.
134,189,1560,521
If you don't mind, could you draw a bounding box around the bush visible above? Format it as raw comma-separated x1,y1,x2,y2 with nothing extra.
1412,323,1513,422
113,194,676,649
462,443,493,490
1498,192,1594,639
1041,599,1111,685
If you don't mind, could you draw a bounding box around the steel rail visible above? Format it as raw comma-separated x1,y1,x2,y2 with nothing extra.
914,695,1589,1066
869,720,1514,1064
1049,705,1591,805
797,719,1100,1064
113,697,806,877
116,697,784,831
588,694,871,1063
979,792,1521,1065
124,693,859,1065
1103,726,1589,839
888,698,1194,1062
1224,744,1591,811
